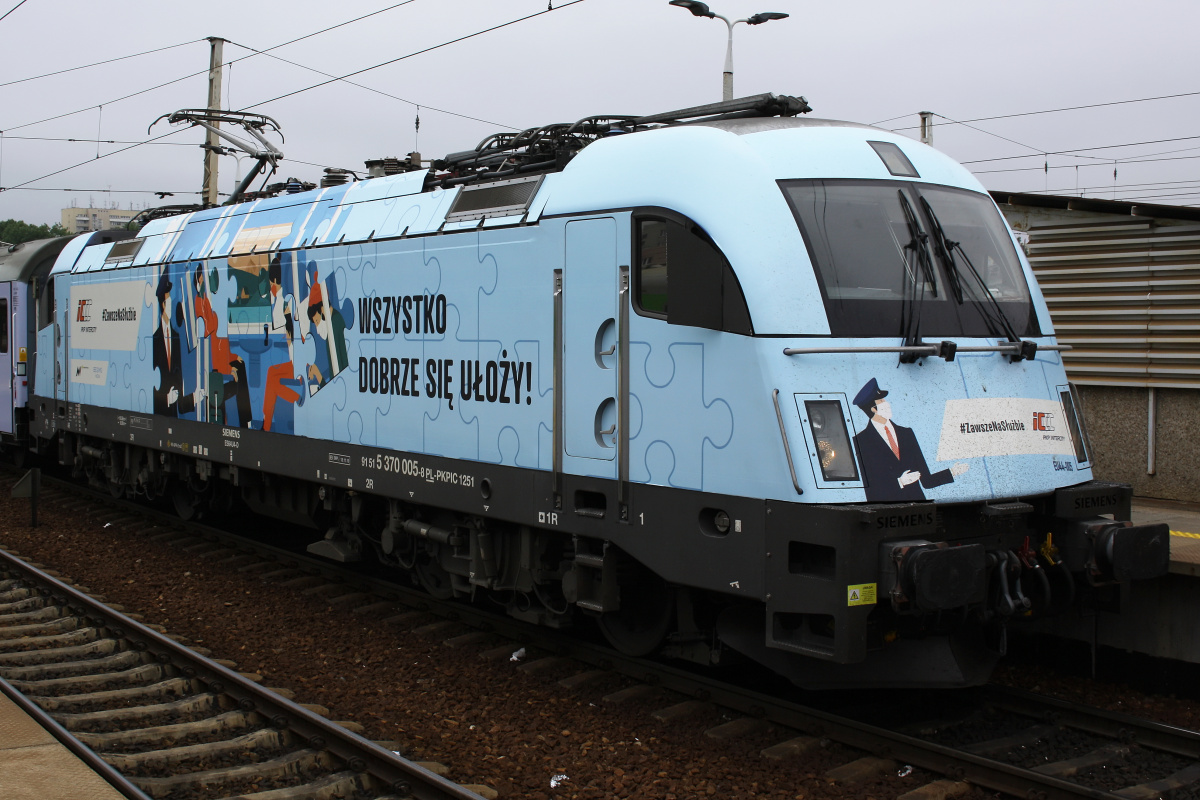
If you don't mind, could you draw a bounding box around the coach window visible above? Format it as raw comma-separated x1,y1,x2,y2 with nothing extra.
634,215,753,335
0,298,8,353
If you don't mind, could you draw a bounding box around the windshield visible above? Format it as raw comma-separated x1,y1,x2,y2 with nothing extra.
782,179,1039,338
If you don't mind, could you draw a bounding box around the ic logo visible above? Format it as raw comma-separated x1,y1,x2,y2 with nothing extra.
76,299,92,322
1033,411,1055,431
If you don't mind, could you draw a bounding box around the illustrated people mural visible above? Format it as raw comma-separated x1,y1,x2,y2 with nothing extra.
260,253,303,432
304,273,348,393
152,269,205,417
190,263,252,427
852,378,968,502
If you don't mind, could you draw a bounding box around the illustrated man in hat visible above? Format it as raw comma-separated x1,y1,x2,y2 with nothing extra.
152,268,205,417
851,377,968,502
303,275,348,393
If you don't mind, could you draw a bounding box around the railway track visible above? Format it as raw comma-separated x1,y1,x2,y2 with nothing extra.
0,547,486,800
7,472,1200,800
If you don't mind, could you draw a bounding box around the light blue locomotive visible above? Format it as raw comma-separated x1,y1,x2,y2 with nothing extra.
19,94,1168,687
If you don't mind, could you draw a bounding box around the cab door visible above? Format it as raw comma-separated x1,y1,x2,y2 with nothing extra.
562,218,620,472
55,275,68,402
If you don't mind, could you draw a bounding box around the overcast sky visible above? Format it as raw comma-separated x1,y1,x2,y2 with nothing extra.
1,0,1196,225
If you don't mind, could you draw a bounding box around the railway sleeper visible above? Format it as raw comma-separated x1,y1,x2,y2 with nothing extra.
30,676,203,713
0,577,25,592
132,747,336,798
0,614,81,639
210,769,375,800
960,723,1058,755
0,624,103,652
0,647,148,681
1115,762,1200,799
74,708,264,750
102,727,294,773
1032,742,1132,777
0,586,34,603
0,603,68,626
0,595,53,615
7,662,168,695
54,690,226,732
0,634,122,665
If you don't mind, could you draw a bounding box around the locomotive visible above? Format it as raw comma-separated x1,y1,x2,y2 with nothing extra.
5,94,1169,688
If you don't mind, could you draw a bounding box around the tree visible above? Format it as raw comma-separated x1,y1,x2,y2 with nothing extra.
0,219,72,246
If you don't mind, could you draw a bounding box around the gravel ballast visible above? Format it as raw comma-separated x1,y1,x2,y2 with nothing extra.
3,479,1198,798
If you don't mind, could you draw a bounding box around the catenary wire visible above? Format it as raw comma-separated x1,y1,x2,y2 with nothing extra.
0,0,28,24
1016,178,1200,194
879,89,1200,131
933,113,1048,158
0,135,197,146
3,2,586,190
2,1,422,134
1113,190,1200,200
223,40,519,130
237,0,590,112
974,152,1200,175
961,135,1200,165
0,40,204,89
0,128,189,191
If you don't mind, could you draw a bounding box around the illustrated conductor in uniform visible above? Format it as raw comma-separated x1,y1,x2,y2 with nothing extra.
152,269,205,418
852,378,967,502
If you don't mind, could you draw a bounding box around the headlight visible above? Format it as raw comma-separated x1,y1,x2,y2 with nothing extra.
805,400,859,481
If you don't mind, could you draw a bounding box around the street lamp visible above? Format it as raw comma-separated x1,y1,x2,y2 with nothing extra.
669,1,789,101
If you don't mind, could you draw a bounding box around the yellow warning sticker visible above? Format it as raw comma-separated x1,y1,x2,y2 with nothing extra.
17,347,26,363
847,583,877,607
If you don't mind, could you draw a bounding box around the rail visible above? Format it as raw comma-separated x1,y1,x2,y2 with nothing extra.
0,548,486,800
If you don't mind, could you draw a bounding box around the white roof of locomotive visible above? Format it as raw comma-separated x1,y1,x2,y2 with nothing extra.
541,117,989,334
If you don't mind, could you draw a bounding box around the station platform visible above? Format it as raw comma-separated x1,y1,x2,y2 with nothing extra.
0,690,128,800
1130,498,1200,575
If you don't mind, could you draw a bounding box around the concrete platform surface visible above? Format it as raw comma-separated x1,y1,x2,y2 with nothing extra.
1132,497,1200,536
0,692,125,800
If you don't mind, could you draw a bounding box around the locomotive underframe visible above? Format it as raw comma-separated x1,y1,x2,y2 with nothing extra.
29,395,1169,688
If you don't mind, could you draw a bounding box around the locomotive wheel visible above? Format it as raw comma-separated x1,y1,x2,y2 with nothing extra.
598,562,674,657
172,485,201,521
415,555,454,600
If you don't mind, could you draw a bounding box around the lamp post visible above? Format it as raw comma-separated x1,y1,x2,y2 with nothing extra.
668,1,789,101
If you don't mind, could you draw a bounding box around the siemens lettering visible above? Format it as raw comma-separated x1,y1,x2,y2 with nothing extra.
358,294,447,335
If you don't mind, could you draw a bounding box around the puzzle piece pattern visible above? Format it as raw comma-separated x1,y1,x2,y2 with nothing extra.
627,341,734,491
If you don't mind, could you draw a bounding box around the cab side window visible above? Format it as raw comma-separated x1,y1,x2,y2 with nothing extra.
40,279,54,331
635,216,753,335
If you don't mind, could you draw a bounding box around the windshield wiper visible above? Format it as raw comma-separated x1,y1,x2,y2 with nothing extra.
919,195,964,304
897,190,938,363
899,191,938,297
919,196,1037,362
